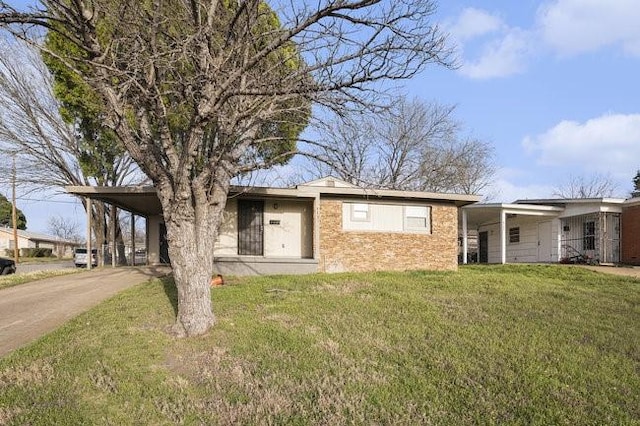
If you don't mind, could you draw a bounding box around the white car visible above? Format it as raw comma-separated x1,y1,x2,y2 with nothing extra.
74,248,97,268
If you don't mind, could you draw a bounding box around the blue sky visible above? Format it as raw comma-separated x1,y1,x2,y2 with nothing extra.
4,0,640,233
418,0,640,201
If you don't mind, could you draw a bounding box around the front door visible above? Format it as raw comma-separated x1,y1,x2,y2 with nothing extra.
479,231,488,263
238,200,264,256
537,221,552,262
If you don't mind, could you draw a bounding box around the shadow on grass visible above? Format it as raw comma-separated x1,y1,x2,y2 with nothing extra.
160,275,179,317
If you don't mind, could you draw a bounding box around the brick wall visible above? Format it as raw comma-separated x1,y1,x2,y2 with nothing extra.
621,203,640,265
318,199,459,272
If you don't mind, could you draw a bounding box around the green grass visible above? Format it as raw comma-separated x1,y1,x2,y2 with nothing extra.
17,257,72,264
0,269,80,291
0,265,638,425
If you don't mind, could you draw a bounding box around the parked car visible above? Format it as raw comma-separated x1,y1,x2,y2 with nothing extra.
74,248,98,268
0,257,16,275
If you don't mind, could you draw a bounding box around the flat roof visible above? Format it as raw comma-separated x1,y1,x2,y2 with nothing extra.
65,184,481,217
461,203,565,227
513,197,626,206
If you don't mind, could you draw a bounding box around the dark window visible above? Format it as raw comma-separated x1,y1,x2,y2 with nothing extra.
509,227,520,243
583,221,595,250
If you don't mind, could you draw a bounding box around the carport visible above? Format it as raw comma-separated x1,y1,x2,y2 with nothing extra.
460,203,564,264
65,186,162,269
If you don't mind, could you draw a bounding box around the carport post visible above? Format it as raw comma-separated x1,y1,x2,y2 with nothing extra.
111,206,117,268
500,209,507,264
462,208,468,264
86,197,92,271
131,212,136,266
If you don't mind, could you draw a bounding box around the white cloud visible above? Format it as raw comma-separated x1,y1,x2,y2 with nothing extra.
447,8,504,42
446,8,531,80
522,113,640,178
485,169,555,202
537,0,640,56
459,29,531,79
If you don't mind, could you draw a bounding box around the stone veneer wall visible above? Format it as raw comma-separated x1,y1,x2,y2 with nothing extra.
319,199,459,272
621,203,640,265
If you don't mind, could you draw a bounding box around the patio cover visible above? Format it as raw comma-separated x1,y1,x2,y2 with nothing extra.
460,203,564,264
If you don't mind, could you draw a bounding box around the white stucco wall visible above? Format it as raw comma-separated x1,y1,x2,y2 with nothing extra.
217,198,313,258
147,215,162,264
479,217,560,263
148,198,314,264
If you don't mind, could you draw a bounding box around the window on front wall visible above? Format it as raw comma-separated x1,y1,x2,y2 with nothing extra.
404,206,431,232
583,221,595,250
509,227,520,243
350,203,370,222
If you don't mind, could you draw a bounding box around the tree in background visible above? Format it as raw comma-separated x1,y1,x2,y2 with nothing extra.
47,215,81,242
552,174,617,199
0,194,26,230
47,215,82,257
0,0,454,336
307,97,495,195
0,39,142,265
632,170,640,195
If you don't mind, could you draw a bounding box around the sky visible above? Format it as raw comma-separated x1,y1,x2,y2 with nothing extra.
417,0,640,202
3,0,640,234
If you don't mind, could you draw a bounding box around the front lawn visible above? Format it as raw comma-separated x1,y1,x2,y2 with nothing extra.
0,265,638,424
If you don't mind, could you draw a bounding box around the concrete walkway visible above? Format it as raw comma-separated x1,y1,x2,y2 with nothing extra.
579,264,640,278
0,266,171,357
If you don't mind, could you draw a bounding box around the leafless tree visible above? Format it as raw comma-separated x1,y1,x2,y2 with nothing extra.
552,174,618,199
306,97,495,194
47,214,82,258
47,215,82,242
0,39,143,265
0,0,455,336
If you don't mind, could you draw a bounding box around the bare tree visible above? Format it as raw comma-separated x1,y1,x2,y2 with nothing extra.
0,39,143,265
47,215,82,242
47,214,82,257
0,0,455,336
552,174,618,199
306,97,495,194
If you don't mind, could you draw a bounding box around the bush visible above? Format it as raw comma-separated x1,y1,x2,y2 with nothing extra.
20,248,54,258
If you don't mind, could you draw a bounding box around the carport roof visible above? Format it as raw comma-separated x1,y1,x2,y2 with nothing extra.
66,184,482,217
462,203,565,228
65,186,162,217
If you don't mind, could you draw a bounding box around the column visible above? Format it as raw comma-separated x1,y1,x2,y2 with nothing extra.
500,209,506,264
462,208,468,264
86,197,92,271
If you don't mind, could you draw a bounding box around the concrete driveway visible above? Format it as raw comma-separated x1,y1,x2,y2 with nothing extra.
0,266,170,357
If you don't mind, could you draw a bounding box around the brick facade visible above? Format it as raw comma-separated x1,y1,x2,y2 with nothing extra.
621,202,640,265
318,199,459,272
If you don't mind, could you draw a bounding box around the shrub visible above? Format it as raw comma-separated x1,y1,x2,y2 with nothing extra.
19,248,54,258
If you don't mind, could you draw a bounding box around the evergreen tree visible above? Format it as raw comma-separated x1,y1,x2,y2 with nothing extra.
0,194,26,230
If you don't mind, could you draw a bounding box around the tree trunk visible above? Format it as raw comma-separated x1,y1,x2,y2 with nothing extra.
160,183,229,337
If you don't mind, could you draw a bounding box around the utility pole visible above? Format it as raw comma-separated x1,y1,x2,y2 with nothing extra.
11,155,19,263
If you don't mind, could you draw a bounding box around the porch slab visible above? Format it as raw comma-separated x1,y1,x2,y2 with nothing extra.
213,257,319,276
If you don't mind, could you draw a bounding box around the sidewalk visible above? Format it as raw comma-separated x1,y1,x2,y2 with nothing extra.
578,264,640,279
0,266,170,357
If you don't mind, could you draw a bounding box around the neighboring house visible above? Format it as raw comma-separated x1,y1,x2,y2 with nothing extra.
621,196,640,265
66,177,480,274
0,227,79,258
460,198,626,265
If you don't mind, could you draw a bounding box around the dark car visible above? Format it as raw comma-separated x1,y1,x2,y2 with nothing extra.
0,257,16,275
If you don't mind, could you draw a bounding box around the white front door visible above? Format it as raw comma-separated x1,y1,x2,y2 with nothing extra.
537,221,552,262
